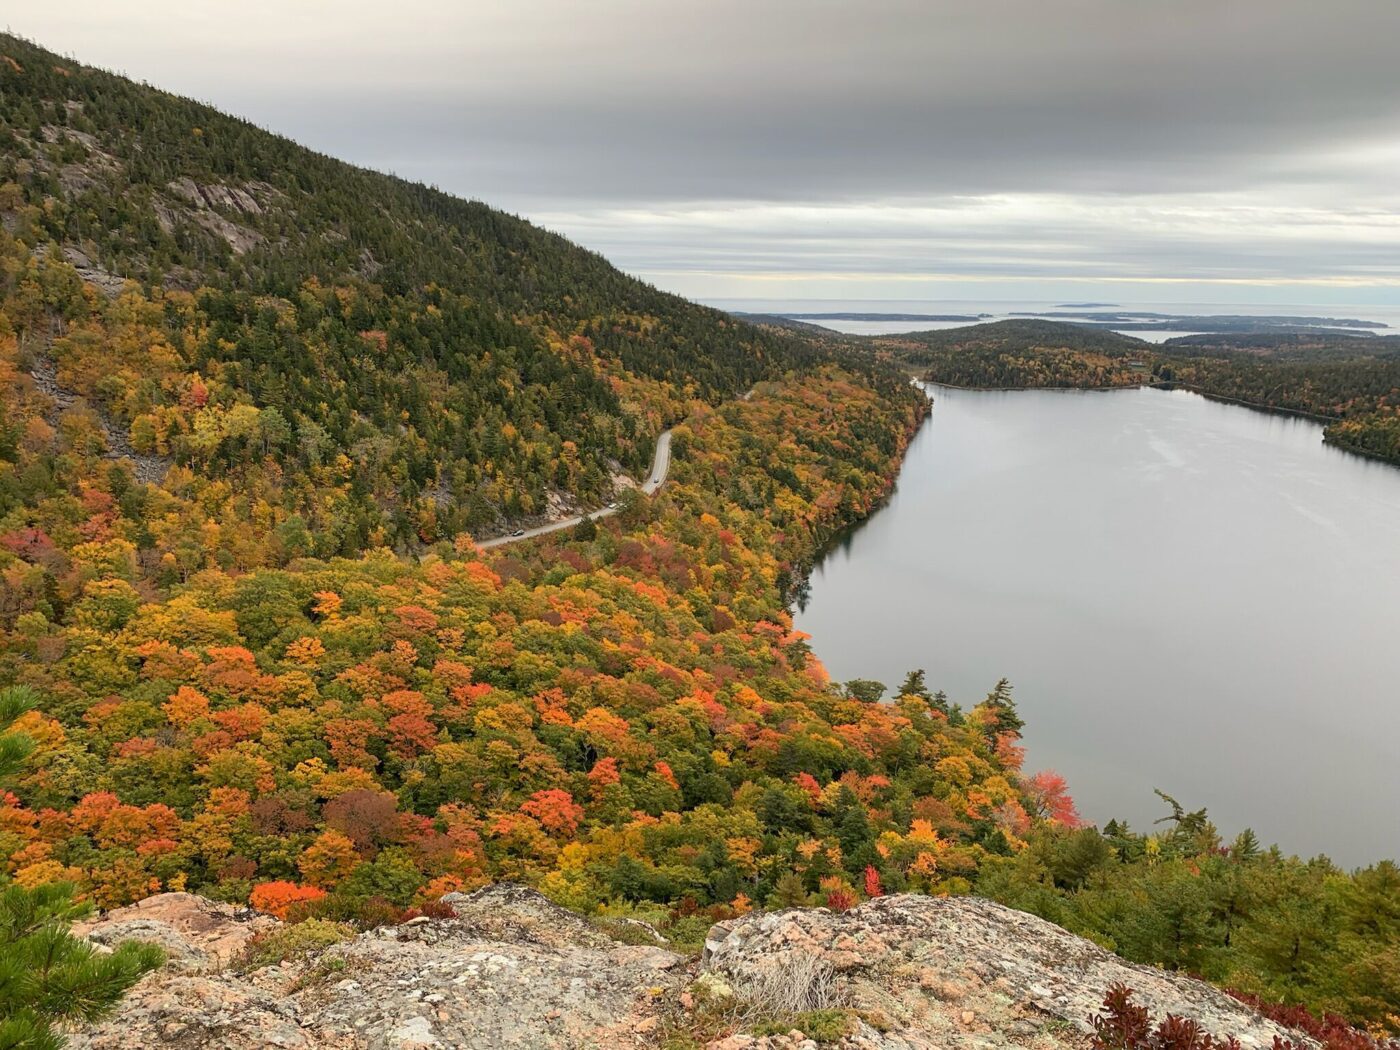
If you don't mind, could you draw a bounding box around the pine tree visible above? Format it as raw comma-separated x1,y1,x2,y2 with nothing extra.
0,687,164,1050
1230,828,1261,861
843,679,886,704
769,871,809,909
0,686,37,779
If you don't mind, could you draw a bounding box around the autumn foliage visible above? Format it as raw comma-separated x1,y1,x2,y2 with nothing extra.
0,367,1063,931
250,881,328,920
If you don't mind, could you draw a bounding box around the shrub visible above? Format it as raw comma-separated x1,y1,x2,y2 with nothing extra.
738,954,845,1020
249,881,328,920
1226,991,1400,1050
235,917,353,972
752,1008,856,1041
1089,984,1326,1050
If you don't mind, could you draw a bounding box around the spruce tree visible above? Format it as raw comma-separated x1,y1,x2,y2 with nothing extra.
977,678,1024,740
897,668,932,701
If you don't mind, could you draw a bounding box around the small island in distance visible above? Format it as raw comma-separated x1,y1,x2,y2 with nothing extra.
1013,310,1390,333
734,310,992,322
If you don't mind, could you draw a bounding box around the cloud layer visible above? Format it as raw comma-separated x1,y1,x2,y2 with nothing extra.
16,1,1400,299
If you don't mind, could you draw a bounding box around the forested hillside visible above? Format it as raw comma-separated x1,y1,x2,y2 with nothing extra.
1,368,998,931
0,32,828,554
0,29,1031,958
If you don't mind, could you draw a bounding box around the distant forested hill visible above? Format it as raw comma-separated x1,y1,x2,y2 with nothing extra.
1153,336,1400,462
0,32,827,554
877,320,1400,465
882,320,1152,388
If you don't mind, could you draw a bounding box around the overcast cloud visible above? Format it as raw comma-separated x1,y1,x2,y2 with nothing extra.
12,1,1400,303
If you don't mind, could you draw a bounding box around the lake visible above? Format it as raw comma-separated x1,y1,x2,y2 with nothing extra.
794,384,1400,866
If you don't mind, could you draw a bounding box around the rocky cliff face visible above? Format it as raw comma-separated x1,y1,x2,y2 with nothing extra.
70,887,1310,1050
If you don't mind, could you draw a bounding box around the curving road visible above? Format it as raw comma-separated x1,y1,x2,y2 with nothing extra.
476,429,672,549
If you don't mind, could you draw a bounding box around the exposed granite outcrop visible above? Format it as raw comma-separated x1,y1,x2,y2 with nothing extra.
73,890,275,971
703,895,1313,1050
69,884,684,1050
69,888,1313,1050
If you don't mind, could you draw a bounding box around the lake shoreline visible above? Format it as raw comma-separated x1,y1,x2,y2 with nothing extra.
921,375,1344,424
784,392,932,606
795,382,1400,865
923,376,1400,471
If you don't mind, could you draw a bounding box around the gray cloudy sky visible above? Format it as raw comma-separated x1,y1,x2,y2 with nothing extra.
13,1,1400,305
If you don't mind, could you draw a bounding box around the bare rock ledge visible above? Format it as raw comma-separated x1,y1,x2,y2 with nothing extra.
68,887,1311,1050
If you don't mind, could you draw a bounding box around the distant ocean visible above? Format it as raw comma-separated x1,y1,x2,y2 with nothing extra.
703,298,1400,342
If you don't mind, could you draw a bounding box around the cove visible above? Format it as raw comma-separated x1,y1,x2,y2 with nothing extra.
795,384,1400,866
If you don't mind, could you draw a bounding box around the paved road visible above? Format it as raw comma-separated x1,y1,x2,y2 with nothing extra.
476,429,673,550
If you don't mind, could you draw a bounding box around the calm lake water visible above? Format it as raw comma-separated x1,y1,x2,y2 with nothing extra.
795,384,1400,867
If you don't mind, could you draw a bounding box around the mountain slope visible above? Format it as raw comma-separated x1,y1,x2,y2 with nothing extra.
0,32,821,554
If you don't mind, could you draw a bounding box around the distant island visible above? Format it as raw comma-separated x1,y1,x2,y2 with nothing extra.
1012,311,1388,332
737,309,1390,336
1056,302,1120,308
775,311,990,322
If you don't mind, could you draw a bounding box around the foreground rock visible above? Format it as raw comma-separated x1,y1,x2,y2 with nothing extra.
70,888,1312,1050
703,894,1312,1050
72,891,277,971
70,884,683,1049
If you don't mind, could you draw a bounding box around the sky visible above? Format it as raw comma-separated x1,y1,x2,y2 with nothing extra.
11,1,1400,306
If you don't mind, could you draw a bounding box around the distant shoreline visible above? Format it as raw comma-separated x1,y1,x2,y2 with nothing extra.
920,377,1343,424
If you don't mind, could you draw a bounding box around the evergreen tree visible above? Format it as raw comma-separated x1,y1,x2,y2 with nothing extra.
977,678,1024,740
844,679,886,704
1230,828,1261,861
769,872,809,909
572,514,598,541
1113,862,1220,975
0,881,165,1050
0,686,37,779
0,687,163,1050
897,668,932,701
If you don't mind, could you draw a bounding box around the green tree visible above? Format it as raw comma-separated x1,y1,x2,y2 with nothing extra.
572,514,598,541
0,686,163,1049
1045,827,1113,891
1112,862,1221,975
0,686,37,779
975,678,1023,740
897,668,932,701
769,871,809,909
614,487,648,528
0,881,165,1050
843,679,886,704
